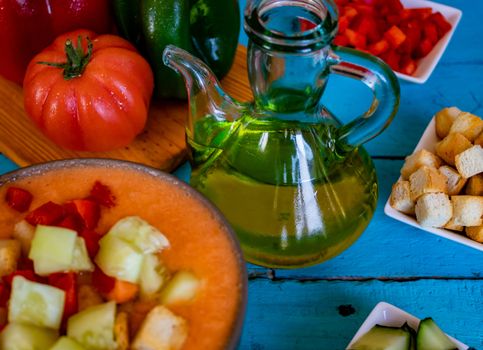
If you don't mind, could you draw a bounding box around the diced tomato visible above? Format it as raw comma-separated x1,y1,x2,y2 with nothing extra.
380,50,401,71
368,39,390,55
17,258,34,271
429,12,452,38
408,7,433,21
79,229,102,258
48,272,78,321
345,28,367,49
385,0,404,13
423,21,439,45
415,38,434,58
400,56,417,75
298,17,316,32
25,201,65,226
384,25,406,48
339,16,350,33
89,181,116,208
57,213,85,233
64,199,100,230
353,16,377,37
0,284,9,308
5,187,33,212
398,22,421,55
92,266,116,295
343,6,358,20
333,34,350,46
2,270,37,287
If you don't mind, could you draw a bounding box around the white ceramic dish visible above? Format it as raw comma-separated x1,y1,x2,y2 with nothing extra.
346,302,469,349
396,0,462,84
384,117,483,252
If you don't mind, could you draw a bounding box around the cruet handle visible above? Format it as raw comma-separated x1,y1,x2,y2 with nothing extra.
329,46,400,146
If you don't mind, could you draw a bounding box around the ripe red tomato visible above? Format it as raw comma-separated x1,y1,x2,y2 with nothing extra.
23,29,154,151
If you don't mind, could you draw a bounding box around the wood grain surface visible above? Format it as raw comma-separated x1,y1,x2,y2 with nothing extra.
0,46,251,172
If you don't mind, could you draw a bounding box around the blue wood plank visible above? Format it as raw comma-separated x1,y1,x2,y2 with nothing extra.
239,279,483,349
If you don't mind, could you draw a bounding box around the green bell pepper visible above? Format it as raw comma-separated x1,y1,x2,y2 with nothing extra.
113,0,240,99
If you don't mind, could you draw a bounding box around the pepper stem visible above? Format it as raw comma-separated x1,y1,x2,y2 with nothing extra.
38,36,93,80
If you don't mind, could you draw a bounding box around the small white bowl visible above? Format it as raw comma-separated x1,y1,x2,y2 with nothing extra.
383,117,483,252
346,302,469,349
396,0,462,84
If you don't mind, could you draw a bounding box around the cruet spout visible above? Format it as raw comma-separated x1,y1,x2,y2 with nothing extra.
163,45,243,129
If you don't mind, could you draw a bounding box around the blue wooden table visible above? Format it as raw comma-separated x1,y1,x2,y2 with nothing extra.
1,0,482,348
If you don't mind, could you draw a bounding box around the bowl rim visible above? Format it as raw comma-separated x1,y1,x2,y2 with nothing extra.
0,158,248,349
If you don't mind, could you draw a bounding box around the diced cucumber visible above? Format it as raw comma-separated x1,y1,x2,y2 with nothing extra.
416,318,458,350
95,235,144,283
50,336,86,350
67,301,117,350
159,270,200,305
107,216,169,254
9,276,65,330
139,254,169,299
0,322,58,350
71,237,94,272
401,322,416,350
349,325,411,350
29,225,77,275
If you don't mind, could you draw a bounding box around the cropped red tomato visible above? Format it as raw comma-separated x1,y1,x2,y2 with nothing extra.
23,30,154,152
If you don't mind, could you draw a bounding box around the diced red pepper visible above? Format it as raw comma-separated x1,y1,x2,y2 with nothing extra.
57,213,85,233
368,39,390,55
79,229,102,258
429,12,452,38
384,25,407,48
5,187,33,212
345,28,367,49
0,284,10,308
25,201,65,226
64,199,100,230
89,181,116,208
92,266,116,295
2,270,38,287
48,272,78,321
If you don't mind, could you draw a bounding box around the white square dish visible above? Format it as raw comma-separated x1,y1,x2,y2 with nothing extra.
346,302,469,349
396,0,462,84
383,117,483,252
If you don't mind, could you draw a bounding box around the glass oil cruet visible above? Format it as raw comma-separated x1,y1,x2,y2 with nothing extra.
163,0,400,268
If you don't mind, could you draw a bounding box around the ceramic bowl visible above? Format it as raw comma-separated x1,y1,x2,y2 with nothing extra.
384,117,483,252
346,302,469,349
396,0,462,84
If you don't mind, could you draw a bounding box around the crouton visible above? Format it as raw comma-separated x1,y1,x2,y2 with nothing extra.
475,132,483,147
448,112,483,142
435,133,472,166
455,145,483,178
132,305,188,350
390,180,415,214
438,165,467,195
466,225,483,243
401,149,442,180
435,106,462,138
0,240,21,277
465,174,483,196
12,220,35,257
77,284,103,311
115,312,130,350
415,193,452,228
443,217,464,232
409,166,447,201
451,195,483,226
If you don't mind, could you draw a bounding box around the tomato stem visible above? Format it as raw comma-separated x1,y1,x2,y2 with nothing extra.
38,36,93,80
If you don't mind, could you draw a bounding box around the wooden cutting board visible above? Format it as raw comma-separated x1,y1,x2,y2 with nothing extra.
0,46,252,172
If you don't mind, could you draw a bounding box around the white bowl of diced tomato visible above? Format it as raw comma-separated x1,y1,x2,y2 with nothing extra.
334,0,462,83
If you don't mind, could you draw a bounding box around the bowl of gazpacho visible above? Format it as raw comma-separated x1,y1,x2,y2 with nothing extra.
0,159,247,350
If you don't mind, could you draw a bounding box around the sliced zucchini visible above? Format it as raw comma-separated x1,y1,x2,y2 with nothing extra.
50,336,86,350
350,325,411,350
67,301,117,350
0,322,58,350
107,216,169,254
71,237,94,272
95,235,144,283
29,225,77,275
159,270,200,305
139,254,169,299
9,276,65,330
416,318,458,350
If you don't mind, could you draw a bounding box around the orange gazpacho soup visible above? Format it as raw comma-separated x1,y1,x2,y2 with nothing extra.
0,162,246,349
